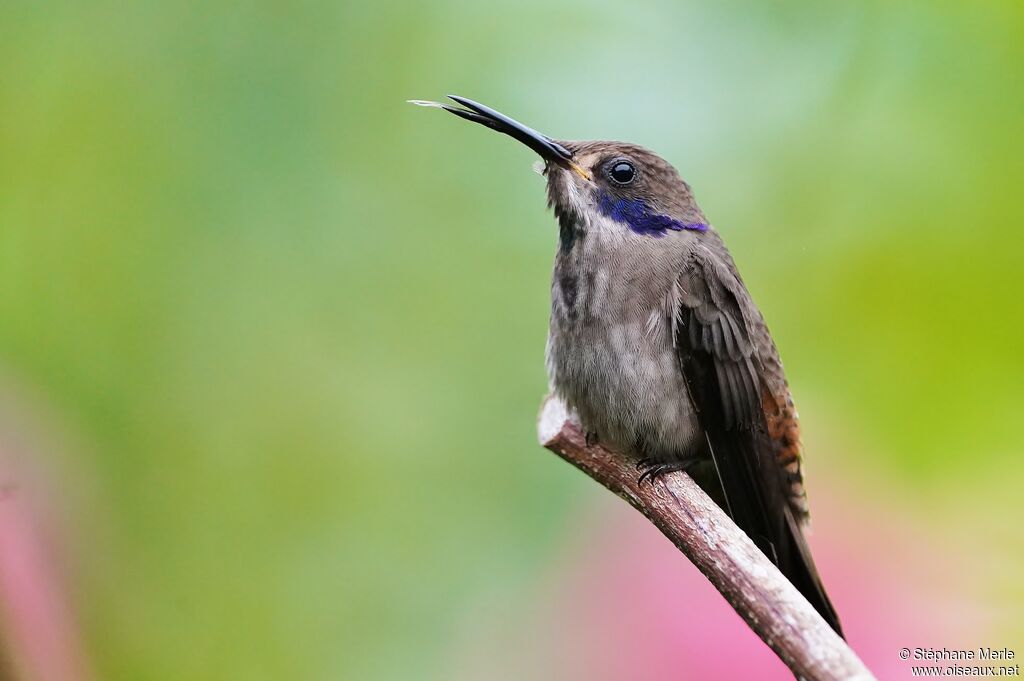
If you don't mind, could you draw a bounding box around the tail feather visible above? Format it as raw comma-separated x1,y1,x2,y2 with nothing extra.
700,431,844,639
780,506,844,637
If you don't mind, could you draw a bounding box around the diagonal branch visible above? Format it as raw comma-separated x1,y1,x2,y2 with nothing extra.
537,395,875,681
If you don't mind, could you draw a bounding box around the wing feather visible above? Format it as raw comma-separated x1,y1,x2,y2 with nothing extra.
675,243,843,636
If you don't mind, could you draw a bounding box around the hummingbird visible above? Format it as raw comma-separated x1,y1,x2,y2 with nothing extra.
411,95,843,637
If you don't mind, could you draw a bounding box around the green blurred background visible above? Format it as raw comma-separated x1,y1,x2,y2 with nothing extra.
1,1,1021,679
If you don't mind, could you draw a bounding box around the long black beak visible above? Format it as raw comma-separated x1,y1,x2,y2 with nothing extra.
409,95,580,171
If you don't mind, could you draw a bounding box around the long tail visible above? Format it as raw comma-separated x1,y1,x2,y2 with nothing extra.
701,431,845,638
779,505,844,637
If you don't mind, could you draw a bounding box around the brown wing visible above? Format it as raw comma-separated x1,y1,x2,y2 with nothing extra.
674,245,788,552
675,241,842,636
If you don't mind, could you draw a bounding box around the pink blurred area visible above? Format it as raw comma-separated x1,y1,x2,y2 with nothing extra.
0,404,93,681
450,469,992,680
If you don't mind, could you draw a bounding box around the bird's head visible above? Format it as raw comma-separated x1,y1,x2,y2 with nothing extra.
410,95,708,240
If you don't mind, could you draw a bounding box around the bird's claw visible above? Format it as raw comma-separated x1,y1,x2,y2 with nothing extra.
636,458,699,486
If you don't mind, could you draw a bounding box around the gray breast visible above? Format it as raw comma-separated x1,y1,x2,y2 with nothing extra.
546,224,702,461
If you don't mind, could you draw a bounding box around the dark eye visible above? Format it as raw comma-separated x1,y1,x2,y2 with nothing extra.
608,160,636,185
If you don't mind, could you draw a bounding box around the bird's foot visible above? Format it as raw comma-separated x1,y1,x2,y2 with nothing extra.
585,431,600,447
636,457,700,486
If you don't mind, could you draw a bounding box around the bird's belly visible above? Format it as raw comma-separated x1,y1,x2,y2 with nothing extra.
547,316,701,460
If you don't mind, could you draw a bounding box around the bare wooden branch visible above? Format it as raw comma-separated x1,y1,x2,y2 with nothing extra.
537,395,875,681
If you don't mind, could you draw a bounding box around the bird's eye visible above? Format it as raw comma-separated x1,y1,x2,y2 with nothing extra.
608,160,636,185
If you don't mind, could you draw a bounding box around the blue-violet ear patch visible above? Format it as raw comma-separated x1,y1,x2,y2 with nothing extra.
597,192,707,237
